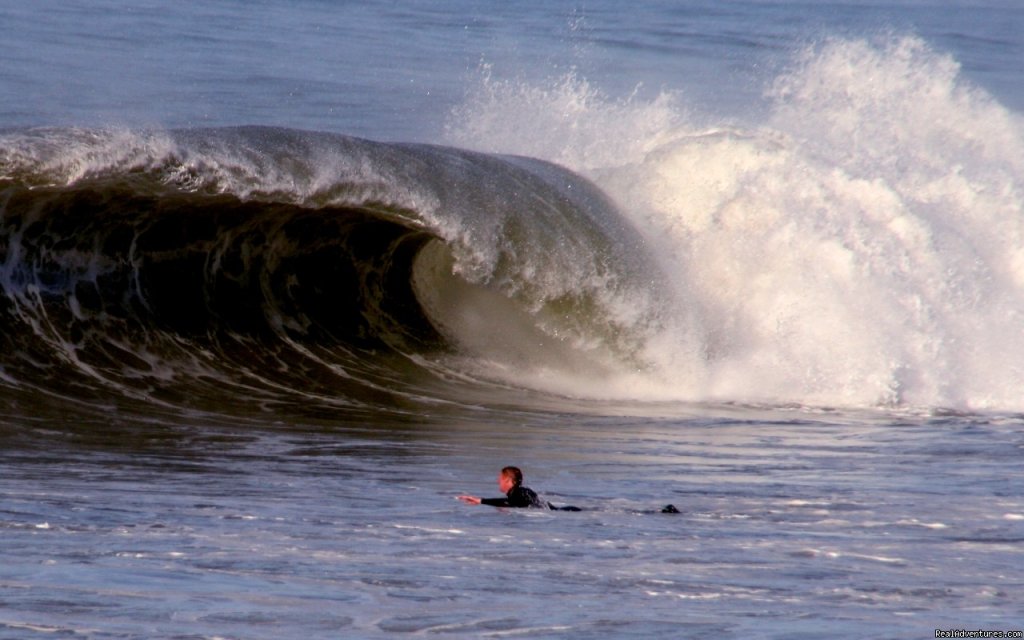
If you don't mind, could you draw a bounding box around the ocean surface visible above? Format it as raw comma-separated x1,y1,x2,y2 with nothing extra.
2,1,1024,638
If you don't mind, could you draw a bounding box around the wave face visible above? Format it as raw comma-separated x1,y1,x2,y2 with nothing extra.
0,126,660,415
446,35,1024,411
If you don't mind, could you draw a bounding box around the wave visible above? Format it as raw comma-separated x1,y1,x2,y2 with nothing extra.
4,34,1024,414
0,126,662,415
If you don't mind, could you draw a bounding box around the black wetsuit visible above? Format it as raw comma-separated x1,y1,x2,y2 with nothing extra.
480,485,548,508
479,486,582,511
476,485,676,514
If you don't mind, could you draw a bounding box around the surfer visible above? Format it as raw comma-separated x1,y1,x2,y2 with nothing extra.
458,466,579,510
457,466,678,514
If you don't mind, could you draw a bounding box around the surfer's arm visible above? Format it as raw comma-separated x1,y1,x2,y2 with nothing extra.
458,495,514,506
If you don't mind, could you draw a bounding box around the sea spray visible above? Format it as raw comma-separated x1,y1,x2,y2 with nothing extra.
445,35,1024,410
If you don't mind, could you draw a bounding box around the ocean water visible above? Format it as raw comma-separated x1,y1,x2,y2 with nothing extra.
2,1,1024,638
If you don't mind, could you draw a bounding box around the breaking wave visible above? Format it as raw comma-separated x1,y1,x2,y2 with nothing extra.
445,35,1024,411
0,126,661,416
3,35,1024,414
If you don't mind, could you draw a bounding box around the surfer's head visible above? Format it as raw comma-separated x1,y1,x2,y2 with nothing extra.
499,466,523,492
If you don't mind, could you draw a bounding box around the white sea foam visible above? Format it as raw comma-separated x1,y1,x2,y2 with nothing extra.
446,35,1024,411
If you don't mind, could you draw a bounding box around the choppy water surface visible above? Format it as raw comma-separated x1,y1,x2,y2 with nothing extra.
3,408,1023,638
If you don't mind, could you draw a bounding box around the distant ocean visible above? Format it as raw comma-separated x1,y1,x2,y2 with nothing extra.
2,2,1023,638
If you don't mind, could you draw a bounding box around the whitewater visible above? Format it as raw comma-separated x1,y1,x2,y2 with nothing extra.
444,35,1024,410
2,1,1023,638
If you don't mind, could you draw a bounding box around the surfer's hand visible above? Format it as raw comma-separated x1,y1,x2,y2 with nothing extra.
457,495,481,504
